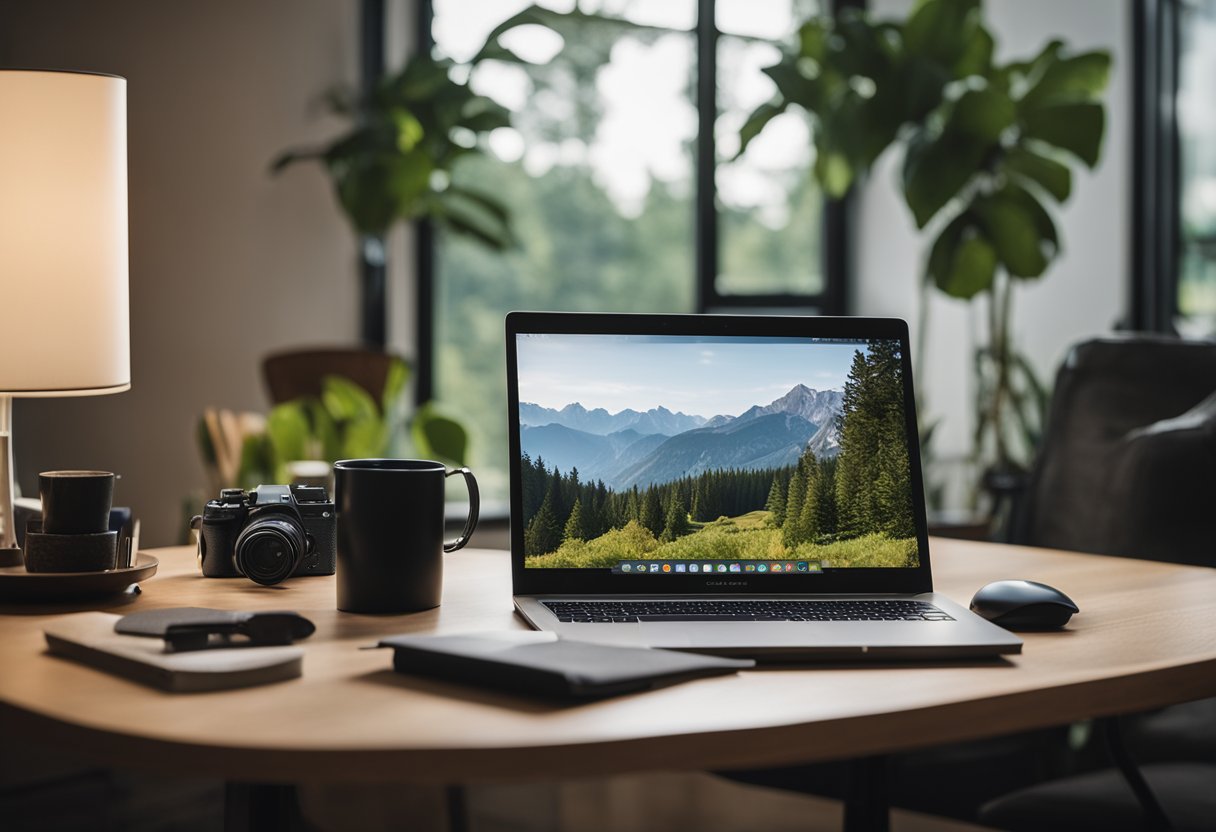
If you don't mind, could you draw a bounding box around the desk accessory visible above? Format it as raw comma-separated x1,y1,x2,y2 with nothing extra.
378,631,754,699
335,459,479,613
0,70,132,568
39,470,115,535
116,607,316,651
24,470,120,572
0,553,157,603
970,580,1079,630
193,483,335,586
44,612,303,692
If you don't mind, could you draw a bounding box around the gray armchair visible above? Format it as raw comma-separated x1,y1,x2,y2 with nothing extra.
983,334,1216,831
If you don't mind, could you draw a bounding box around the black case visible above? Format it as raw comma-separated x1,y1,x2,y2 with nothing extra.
379,632,754,699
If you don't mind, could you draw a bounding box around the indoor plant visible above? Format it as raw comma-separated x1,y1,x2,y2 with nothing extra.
738,0,1110,513
197,361,467,495
273,51,516,345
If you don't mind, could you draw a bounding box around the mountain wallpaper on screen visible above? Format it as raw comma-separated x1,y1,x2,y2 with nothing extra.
521,343,919,570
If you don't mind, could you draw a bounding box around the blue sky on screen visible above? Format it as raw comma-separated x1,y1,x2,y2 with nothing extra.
517,334,869,417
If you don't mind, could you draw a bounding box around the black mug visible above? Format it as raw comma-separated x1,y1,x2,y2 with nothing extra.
39,470,115,535
334,459,479,613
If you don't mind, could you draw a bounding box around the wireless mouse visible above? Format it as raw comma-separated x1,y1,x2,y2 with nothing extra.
970,580,1079,630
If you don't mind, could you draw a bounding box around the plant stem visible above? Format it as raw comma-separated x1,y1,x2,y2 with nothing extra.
988,272,1014,468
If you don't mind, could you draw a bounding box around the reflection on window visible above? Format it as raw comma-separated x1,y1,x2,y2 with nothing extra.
1178,0,1216,331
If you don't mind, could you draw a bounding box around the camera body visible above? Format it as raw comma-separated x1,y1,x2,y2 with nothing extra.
197,484,336,586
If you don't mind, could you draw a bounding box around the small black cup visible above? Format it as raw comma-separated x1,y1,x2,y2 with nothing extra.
39,470,115,535
334,459,479,614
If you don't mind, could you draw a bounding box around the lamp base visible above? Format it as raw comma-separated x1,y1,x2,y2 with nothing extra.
0,546,23,568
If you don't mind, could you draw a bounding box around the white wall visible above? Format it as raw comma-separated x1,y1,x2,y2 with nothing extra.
856,0,1131,494
2,0,375,544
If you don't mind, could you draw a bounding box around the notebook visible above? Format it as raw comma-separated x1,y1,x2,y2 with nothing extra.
380,631,753,698
505,312,1023,661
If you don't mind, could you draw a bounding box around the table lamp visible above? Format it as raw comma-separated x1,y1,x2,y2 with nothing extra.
0,69,131,566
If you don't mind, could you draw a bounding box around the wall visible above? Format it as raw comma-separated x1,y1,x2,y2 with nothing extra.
855,0,1131,506
1,0,383,544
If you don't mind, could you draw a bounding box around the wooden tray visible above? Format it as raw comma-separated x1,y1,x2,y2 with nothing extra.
0,553,158,602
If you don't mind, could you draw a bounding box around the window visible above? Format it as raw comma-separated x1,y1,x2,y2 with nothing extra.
1177,0,1216,331
420,0,844,503
1132,0,1216,335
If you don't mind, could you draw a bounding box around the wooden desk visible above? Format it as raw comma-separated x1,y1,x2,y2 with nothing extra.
1,541,1214,798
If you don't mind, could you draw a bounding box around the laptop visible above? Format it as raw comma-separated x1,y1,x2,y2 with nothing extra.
506,312,1022,661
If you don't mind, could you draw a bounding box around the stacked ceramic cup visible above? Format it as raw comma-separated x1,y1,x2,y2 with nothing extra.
24,471,117,572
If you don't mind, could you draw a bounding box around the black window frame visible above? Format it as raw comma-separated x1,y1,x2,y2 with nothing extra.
1130,0,1182,334
405,0,854,405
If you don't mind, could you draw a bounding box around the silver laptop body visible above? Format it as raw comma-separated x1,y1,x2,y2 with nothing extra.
506,312,1022,661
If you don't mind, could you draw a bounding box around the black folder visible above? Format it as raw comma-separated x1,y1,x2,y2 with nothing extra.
379,632,754,699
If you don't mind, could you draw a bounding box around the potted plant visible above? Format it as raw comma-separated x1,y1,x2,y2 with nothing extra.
197,361,468,496
273,52,516,345
737,0,1110,523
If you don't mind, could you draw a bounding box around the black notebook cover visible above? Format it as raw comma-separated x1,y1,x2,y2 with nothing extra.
379,632,754,699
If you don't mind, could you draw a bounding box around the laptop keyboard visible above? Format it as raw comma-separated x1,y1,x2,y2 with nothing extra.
542,599,953,623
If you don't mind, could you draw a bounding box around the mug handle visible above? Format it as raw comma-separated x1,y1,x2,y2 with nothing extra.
443,467,480,553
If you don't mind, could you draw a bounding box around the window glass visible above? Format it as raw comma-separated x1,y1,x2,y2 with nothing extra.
431,0,827,502
433,1,697,501
716,0,822,297
1177,0,1216,332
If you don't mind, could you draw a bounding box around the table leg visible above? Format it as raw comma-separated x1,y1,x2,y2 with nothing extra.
224,782,306,832
446,784,470,832
842,756,889,832
1101,717,1171,832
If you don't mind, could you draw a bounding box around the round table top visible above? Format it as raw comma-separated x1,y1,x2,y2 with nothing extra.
1,540,1214,784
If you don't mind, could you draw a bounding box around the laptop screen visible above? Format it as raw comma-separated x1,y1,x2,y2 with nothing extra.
514,331,920,576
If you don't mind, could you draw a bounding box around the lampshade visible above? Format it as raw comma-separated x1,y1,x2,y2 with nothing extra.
0,70,130,396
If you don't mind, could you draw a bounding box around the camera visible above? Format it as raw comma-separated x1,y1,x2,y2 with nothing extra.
194,484,336,586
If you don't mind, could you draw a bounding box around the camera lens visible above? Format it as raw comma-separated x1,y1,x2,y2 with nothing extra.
233,515,305,586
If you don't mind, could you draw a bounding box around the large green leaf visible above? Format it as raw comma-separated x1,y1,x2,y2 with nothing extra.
927,214,997,299
974,187,1055,278
321,376,380,423
342,418,388,460
458,96,512,133
473,4,673,65
392,108,424,153
953,23,994,78
903,0,981,68
902,129,985,228
1020,51,1111,110
993,40,1063,97
1006,182,1060,255
832,14,895,78
412,403,468,465
266,403,312,467
953,87,1016,141
763,59,823,113
237,434,275,491
737,100,789,159
308,401,342,462
1004,145,1071,202
798,19,829,62
388,153,434,218
333,158,398,235
888,57,952,124
1021,101,1105,167
435,188,516,249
